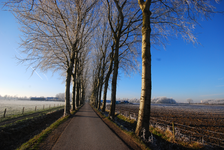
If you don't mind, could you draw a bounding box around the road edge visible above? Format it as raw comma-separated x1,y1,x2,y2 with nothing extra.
90,104,150,150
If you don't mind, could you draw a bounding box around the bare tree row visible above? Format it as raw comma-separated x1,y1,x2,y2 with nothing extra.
5,0,221,139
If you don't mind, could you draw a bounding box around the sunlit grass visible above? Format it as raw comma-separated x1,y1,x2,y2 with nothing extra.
149,125,204,149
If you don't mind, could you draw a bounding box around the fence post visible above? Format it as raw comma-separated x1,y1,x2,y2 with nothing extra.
190,133,192,143
43,105,45,110
22,107,25,114
49,105,51,109
172,122,175,141
3,108,7,118
35,106,37,111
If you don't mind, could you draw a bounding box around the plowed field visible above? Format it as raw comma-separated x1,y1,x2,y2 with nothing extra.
107,103,224,148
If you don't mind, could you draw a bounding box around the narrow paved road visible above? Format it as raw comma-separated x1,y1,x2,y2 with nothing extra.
52,103,130,150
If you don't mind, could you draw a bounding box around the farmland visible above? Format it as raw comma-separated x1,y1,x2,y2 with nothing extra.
0,100,64,119
107,103,224,148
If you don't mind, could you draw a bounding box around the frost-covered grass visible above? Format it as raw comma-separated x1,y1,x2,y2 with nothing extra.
148,125,204,149
0,100,64,119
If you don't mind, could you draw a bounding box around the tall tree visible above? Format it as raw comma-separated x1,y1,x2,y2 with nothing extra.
106,0,142,120
8,0,98,116
135,0,220,138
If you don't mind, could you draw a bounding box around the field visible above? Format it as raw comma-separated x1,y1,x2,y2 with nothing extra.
0,100,64,118
107,103,224,148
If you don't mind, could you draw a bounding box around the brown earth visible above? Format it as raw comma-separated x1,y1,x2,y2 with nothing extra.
0,109,64,150
2,103,223,150
112,104,224,149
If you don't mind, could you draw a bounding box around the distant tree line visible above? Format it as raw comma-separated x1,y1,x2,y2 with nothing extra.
0,95,29,100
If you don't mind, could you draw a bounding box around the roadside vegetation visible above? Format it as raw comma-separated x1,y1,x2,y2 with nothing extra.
92,104,207,150
16,105,82,150
90,105,150,150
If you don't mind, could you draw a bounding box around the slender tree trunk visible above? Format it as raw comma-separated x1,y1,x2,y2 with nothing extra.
97,57,106,109
102,77,109,112
102,54,113,112
79,81,81,105
82,84,85,104
72,74,76,110
80,82,84,105
76,75,80,108
64,57,74,116
72,60,77,110
135,0,152,138
109,43,119,120
97,82,103,109
64,70,71,116
95,79,99,108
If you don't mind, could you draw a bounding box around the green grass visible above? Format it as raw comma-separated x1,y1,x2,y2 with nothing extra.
16,105,82,150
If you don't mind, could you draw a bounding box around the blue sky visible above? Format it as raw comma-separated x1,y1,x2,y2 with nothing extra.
0,2,224,103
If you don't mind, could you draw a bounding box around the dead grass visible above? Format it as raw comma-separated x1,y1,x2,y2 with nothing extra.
149,125,204,149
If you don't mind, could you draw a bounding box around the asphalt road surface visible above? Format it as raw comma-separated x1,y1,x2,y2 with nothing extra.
52,103,130,150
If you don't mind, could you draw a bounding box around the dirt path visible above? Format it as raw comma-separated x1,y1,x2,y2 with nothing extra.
52,103,130,150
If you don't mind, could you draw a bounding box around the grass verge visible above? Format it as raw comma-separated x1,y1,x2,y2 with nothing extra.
92,105,205,150
16,105,82,150
149,125,203,149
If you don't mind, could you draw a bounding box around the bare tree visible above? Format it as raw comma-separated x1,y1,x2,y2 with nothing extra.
187,98,193,104
135,0,220,138
105,0,142,120
8,0,98,116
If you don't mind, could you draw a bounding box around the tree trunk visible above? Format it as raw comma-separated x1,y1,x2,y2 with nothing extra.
97,56,106,110
79,81,81,105
76,75,80,108
97,81,103,109
80,82,84,105
109,44,119,120
95,79,99,108
135,0,152,138
72,60,77,110
64,63,74,116
72,74,76,110
102,53,113,112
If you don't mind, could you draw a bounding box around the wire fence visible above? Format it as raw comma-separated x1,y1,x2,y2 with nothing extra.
106,104,224,148
0,103,64,119
150,118,224,148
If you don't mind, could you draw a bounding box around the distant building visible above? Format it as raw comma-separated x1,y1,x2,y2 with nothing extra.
30,97,46,101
